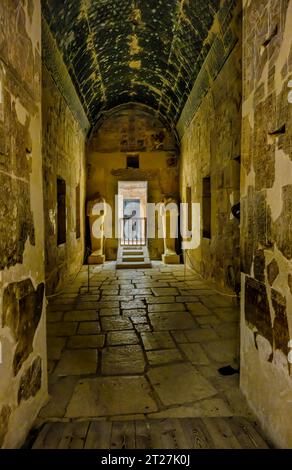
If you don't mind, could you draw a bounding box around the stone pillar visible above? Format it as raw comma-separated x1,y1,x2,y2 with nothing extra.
87,195,107,264
160,196,180,264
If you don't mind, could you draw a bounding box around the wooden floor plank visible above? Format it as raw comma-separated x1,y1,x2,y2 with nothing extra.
84,421,112,449
135,420,152,449
110,421,136,449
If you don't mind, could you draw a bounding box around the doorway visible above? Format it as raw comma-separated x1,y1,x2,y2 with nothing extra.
118,181,147,246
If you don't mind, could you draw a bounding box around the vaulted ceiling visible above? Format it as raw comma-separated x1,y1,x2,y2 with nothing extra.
42,0,221,129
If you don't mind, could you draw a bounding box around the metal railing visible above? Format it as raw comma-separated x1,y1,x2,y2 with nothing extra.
120,217,147,246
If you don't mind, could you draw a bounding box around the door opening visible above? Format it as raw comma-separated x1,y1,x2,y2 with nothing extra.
118,181,147,246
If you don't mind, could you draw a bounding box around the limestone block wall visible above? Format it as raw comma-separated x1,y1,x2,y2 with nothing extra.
42,67,86,294
240,0,292,448
0,0,48,448
179,39,242,292
86,105,179,260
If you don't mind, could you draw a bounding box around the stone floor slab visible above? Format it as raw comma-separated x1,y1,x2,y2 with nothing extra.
107,331,139,346
149,311,198,330
78,321,101,335
66,377,158,418
147,363,217,406
102,345,145,375
179,343,210,365
141,332,176,350
63,310,97,322
101,316,133,331
67,334,105,349
146,349,184,366
54,349,98,376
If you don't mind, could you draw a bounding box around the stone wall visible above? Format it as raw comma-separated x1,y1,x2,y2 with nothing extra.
179,35,242,292
42,67,86,294
0,0,47,448
87,105,179,260
240,0,292,448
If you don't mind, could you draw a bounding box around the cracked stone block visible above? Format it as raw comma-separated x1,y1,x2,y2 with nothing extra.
152,288,179,296
101,317,133,331
102,345,145,375
146,349,184,366
47,322,78,337
99,308,120,317
179,343,210,365
148,303,186,313
77,322,101,335
66,377,158,418
63,310,97,321
147,363,217,406
107,331,139,346
54,350,98,376
39,376,79,419
47,337,67,360
149,311,198,330
184,329,219,343
67,335,105,349
121,300,145,310
147,398,233,418
141,332,176,350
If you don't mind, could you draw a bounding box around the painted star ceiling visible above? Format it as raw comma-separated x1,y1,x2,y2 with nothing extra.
42,0,221,129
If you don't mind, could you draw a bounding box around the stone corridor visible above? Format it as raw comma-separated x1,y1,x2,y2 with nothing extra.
27,263,268,448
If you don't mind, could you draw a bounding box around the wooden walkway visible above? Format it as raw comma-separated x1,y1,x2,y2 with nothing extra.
31,418,269,449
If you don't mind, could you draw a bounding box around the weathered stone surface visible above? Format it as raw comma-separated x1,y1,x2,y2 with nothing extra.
101,317,133,332
179,343,210,365
66,377,157,418
245,277,273,346
77,322,101,335
141,332,176,351
146,349,184,366
102,345,145,375
148,398,233,418
149,311,198,331
2,280,44,375
67,335,105,349
267,259,280,286
47,337,66,360
47,322,78,337
107,331,139,346
272,290,289,356
0,406,11,448
54,350,98,376
63,311,97,322
18,357,42,404
147,364,217,406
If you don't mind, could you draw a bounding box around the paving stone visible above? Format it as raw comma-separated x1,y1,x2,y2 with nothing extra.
39,376,79,419
47,311,63,322
179,343,210,365
122,309,146,317
101,316,133,331
186,303,212,316
66,376,158,417
147,363,217,406
121,300,145,310
143,296,175,304
202,339,238,364
170,331,189,343
97,301,119,309
131,316,148,325
101,296,133,302
135,324,152,332
78,322,101,335
141,332,176,350
107,331,139,346
148,303,186,313
47,322,78,337
184,329,219,343
120,289,152,295
152,288,179,296
178,289,202,296
196,315,221,326
147,398,233,418
99,308,120,317
102,345,145,375
54,350,98,376
214,322,239,339
214,308,240,322
146,349,184,366
67,335,105,349
47,337,67,360
63,310,97,322
149,312,198,330
176,296,200,303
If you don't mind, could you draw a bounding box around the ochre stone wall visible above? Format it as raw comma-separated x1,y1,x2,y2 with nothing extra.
87,106,179,260
42,67,86,294
0,0,47,448
179,39,242,292
240,0,292,448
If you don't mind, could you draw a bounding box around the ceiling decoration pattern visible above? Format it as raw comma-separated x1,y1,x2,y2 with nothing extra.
42,0,231,130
